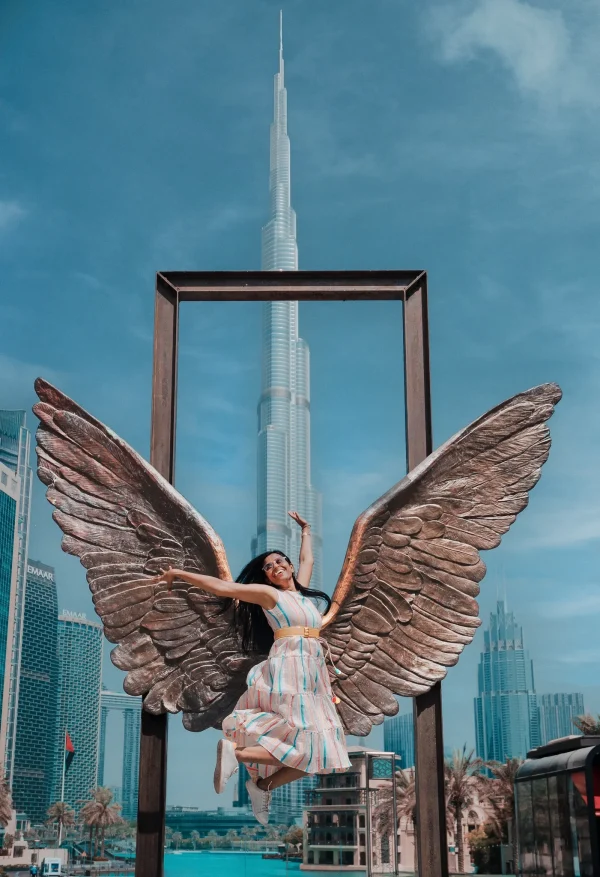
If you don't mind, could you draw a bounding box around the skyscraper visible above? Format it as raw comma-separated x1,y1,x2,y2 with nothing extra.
0,460,20,770
12,560,59,823
253,13,323,591
270,774,318,825
234,763,250,809
538,693,585,745
474,600,539,762
98,690,141,820
383,713,415,769
53,613,103,810
0,411,32,783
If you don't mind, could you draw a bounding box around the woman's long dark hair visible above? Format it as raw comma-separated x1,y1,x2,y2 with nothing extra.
217,550,331,654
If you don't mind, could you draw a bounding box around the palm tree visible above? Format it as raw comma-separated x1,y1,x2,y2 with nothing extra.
445,746,486,873
171,831,183,850
283,825,304,852
79,787,123,859
0,775,12,829
190,829,200,850
373,769,416,870
374,769,408,833
206,829,219,850
573,713,600,734
240,825,255,849
226,828,239,848
46,801,76,845
24,827,40,844
486,757,522,863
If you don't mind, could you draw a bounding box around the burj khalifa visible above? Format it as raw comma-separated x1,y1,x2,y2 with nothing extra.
253,13,323,592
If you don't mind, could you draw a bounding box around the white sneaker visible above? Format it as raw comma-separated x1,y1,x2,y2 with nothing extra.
246,778,271,825
213,738,239,794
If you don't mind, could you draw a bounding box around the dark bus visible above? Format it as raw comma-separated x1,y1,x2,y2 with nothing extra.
515,735,600,876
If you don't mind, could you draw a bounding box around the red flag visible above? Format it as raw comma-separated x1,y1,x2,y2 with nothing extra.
65,732,75,771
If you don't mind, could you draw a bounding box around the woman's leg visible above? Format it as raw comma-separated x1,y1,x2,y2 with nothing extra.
235,745,308,790
257,766,307,791
235,745,282,767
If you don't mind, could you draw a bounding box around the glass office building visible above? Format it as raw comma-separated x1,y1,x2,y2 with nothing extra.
271,773,318,825
383,713,415,769
474,600,540,762
53,614,103,810
12,560,59,823
253,15,323,590
98,690,141,820
539,693,585,746
0,411,32,782
0,461,20,767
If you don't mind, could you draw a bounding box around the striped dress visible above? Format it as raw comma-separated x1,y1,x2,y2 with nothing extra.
222,589,351,781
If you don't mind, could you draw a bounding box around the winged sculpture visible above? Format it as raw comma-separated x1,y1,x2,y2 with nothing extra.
33,378,561,738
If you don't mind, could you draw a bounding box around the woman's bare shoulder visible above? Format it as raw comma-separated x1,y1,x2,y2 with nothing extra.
232,582,278,609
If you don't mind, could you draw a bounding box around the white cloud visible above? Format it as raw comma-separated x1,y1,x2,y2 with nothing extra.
517,503,600,550
0,200,26,232
428,0,600,111
0,354,65,409
540,590,600,619
557,648,600,665
153,202,260,265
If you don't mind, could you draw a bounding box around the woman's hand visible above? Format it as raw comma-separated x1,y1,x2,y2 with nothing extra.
288,510,310,531
149,566,180,591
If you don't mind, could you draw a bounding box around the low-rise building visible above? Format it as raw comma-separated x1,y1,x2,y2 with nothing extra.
302,746,494,873
302,746,399,872
0,809,67,871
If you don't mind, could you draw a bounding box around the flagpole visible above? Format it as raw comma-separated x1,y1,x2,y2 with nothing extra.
58,728,67,847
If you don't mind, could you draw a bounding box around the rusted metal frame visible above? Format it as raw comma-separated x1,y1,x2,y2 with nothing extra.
159,268,421,301
141,268,439,875
136,274,179,877
403,272,449,877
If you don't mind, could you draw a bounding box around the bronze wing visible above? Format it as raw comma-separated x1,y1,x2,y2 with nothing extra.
33,378,257,731
321,383,561,736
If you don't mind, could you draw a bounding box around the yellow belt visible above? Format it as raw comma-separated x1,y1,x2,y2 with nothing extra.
274,626,321,639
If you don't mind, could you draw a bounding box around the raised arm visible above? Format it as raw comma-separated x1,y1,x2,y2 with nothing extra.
288,511,314,588
153,568,277,610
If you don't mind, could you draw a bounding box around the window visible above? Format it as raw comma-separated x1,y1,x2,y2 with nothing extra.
531,777,553,875
569,773,593,877
516,781,535,873
548,773,573,877
381,835,390,864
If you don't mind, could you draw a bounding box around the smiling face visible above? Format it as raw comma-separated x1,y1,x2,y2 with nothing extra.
262,553,295,589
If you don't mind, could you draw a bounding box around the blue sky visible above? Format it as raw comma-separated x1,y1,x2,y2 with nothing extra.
1,0,598,809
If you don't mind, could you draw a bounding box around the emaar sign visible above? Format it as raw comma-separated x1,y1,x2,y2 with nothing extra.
27,564,54,582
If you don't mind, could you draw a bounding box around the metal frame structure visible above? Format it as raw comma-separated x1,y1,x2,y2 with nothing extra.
364,751,400,877
140,269,448,877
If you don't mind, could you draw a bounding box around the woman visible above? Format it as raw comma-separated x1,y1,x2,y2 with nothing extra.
156,511,351,824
